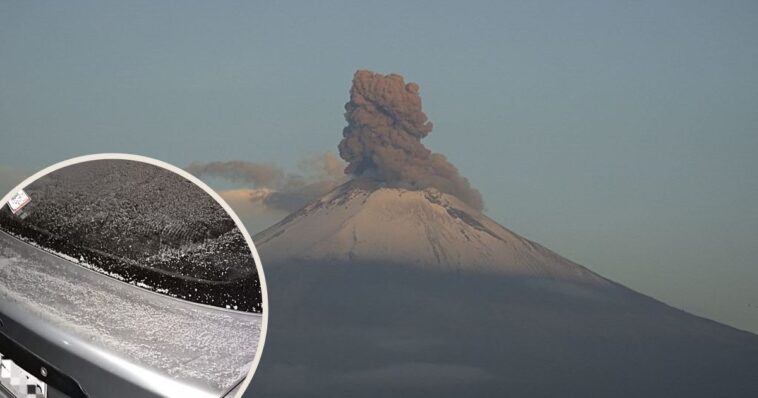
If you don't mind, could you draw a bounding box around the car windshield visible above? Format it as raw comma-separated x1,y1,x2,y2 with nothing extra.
0,159,262,313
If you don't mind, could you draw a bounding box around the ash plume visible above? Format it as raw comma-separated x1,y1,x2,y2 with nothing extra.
339,70,484,210
189,71,483,216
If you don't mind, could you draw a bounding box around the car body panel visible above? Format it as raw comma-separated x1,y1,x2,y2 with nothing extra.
0,231,261,398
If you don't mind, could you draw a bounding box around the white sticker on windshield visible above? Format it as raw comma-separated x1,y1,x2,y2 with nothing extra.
8,190,31,214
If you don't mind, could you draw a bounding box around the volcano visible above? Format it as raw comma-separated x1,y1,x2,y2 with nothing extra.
256,179,602,281
250,179,758,398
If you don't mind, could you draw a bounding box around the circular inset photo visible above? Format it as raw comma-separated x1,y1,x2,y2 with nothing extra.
0,154,267,398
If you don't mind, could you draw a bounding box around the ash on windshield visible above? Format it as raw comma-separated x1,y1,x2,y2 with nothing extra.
0,159,262,313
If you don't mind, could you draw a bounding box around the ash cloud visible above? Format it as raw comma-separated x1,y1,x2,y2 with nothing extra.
187,153,346,214
186,161,282,186
339,70,484,210
189,70,483,218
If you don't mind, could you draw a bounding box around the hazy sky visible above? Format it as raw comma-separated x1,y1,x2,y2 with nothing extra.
1,1,757,333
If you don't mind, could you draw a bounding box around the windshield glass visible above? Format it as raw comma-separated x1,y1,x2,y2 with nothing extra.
0,159,262,313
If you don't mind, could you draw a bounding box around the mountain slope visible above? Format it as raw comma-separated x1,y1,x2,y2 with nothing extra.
250,179,758,398
256,179,602,283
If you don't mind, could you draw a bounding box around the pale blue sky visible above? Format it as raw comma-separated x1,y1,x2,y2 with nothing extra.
1,1,757,332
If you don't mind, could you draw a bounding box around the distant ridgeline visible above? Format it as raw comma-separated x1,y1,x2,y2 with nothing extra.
0,159,262,313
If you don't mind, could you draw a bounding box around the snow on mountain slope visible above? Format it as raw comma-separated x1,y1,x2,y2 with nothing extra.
255,179,604,283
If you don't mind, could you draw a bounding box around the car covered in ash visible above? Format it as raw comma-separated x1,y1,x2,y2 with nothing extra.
0,157,266,398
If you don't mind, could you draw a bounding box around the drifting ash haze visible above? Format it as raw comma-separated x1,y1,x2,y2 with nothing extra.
187,153,347,215
246,71,758,398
